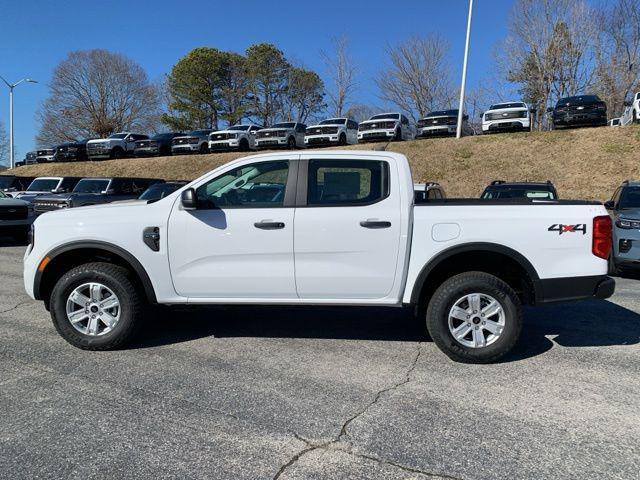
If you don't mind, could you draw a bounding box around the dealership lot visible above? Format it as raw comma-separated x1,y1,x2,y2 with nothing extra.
1,241,639,479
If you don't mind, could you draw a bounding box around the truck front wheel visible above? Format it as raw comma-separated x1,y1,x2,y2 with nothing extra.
49,262,143,350
425,272,522,364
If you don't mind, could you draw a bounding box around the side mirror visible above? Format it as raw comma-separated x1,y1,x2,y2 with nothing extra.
479,112,484,118
51,188,65,194
604,200,615,210
181,188,197,210
101,189,115,195
624,100,633,107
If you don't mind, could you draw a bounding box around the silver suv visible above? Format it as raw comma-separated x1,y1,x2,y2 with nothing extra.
605,180,640,274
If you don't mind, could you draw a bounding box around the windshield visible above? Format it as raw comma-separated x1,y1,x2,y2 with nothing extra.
489,102,526,110
272,123,296,129
426,110,458,118
228,125,250,131
73,179,110,193
619,187,640,209
27,179,60,192
369,114,399,120
139,183,183,201
108,134,128,139
319,118,346,125
482,187,556,200
0,177,16,189
556,95,600,106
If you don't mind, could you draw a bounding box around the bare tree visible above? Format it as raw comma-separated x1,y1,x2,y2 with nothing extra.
594,0,640,117
500,0,597,129
375,35,456,122
36,49,161,146
321,36,357,117
345,104,385,123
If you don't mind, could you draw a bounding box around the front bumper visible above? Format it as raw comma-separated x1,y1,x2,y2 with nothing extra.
553,111,607,127
305,135,340,146
134,147,160,156
255,138,288,148
416,126,456,138
209,140,240,151
171,144,200,153
613,229,640,266
357,129,395,142
483,119,530,132
535,275,615,304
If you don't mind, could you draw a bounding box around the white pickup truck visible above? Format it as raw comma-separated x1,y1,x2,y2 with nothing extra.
24,151,614,363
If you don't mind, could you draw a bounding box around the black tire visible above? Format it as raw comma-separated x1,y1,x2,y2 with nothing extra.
239,138,250,151
287,136,296,149
49,262,143,350
338,132,347,146
110,147,124,160
394,128,402,141
199,143,209,154
425,271,522,364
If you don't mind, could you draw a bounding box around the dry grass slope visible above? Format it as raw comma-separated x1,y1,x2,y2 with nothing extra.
7,126,640,200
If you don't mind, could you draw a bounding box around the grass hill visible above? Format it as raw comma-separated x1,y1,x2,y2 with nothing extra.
7,125,640,201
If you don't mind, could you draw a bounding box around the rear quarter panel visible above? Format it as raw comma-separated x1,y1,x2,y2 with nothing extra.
403,203,608,303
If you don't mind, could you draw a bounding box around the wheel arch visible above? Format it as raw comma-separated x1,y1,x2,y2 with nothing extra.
410,242,540,306
34,241,157,307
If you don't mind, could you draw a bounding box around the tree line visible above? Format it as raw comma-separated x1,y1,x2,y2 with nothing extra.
35,0,640,146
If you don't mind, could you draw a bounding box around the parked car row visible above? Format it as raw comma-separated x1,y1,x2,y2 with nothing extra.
0,175,189,240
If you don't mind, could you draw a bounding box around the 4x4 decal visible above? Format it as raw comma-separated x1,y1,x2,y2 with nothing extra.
548,224,587,235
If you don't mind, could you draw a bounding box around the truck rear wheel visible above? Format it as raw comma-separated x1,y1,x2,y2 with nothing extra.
425,271,522,364
49,262,143,350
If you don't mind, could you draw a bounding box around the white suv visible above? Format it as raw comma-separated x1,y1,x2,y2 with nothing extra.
209,125,261,152
482,102,533,133
304,118,358,147
357,113,413,142
255,122,307,149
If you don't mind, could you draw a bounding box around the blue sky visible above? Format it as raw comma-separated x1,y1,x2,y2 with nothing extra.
0,0,515,160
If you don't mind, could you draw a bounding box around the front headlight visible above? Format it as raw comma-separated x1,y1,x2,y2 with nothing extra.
616,218,640,229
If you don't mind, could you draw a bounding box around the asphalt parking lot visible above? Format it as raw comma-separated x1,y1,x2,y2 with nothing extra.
1,240,639,480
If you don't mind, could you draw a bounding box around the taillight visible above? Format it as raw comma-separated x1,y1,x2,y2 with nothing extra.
592,216,612,259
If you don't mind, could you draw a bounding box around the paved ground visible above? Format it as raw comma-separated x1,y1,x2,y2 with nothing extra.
1,240,639,479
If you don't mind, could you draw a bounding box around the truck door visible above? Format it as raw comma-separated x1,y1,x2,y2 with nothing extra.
293,156,402,300
167,157,298,299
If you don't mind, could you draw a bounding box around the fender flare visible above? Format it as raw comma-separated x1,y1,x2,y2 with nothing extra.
409,242,540,305
34,240,157,303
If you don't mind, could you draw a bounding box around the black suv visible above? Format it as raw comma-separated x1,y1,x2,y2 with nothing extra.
53,139,97,162
33,177,164,214
0,176,36,194
481,180,558,200
549,95,607,129
135,132,184,157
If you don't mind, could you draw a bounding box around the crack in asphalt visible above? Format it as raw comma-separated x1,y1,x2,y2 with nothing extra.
0,301,30,314
273,343,456,480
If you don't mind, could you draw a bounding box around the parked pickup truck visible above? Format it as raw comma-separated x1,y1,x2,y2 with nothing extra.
32,177,162,214
24,151,614,363
87,133,149,160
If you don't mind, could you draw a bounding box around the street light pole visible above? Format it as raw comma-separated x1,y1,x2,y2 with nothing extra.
456,0,474,139
0,76,38,169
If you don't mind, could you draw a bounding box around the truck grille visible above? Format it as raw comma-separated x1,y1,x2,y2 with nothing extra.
172,137,198,145
212,133,235,141
36,149,54,157
306,127,339,135
257,130,286,139
359,121,395,131
0,205,28,220
486,111,527,121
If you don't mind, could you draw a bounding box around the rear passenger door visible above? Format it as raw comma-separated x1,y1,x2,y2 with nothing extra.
293,155,402,300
